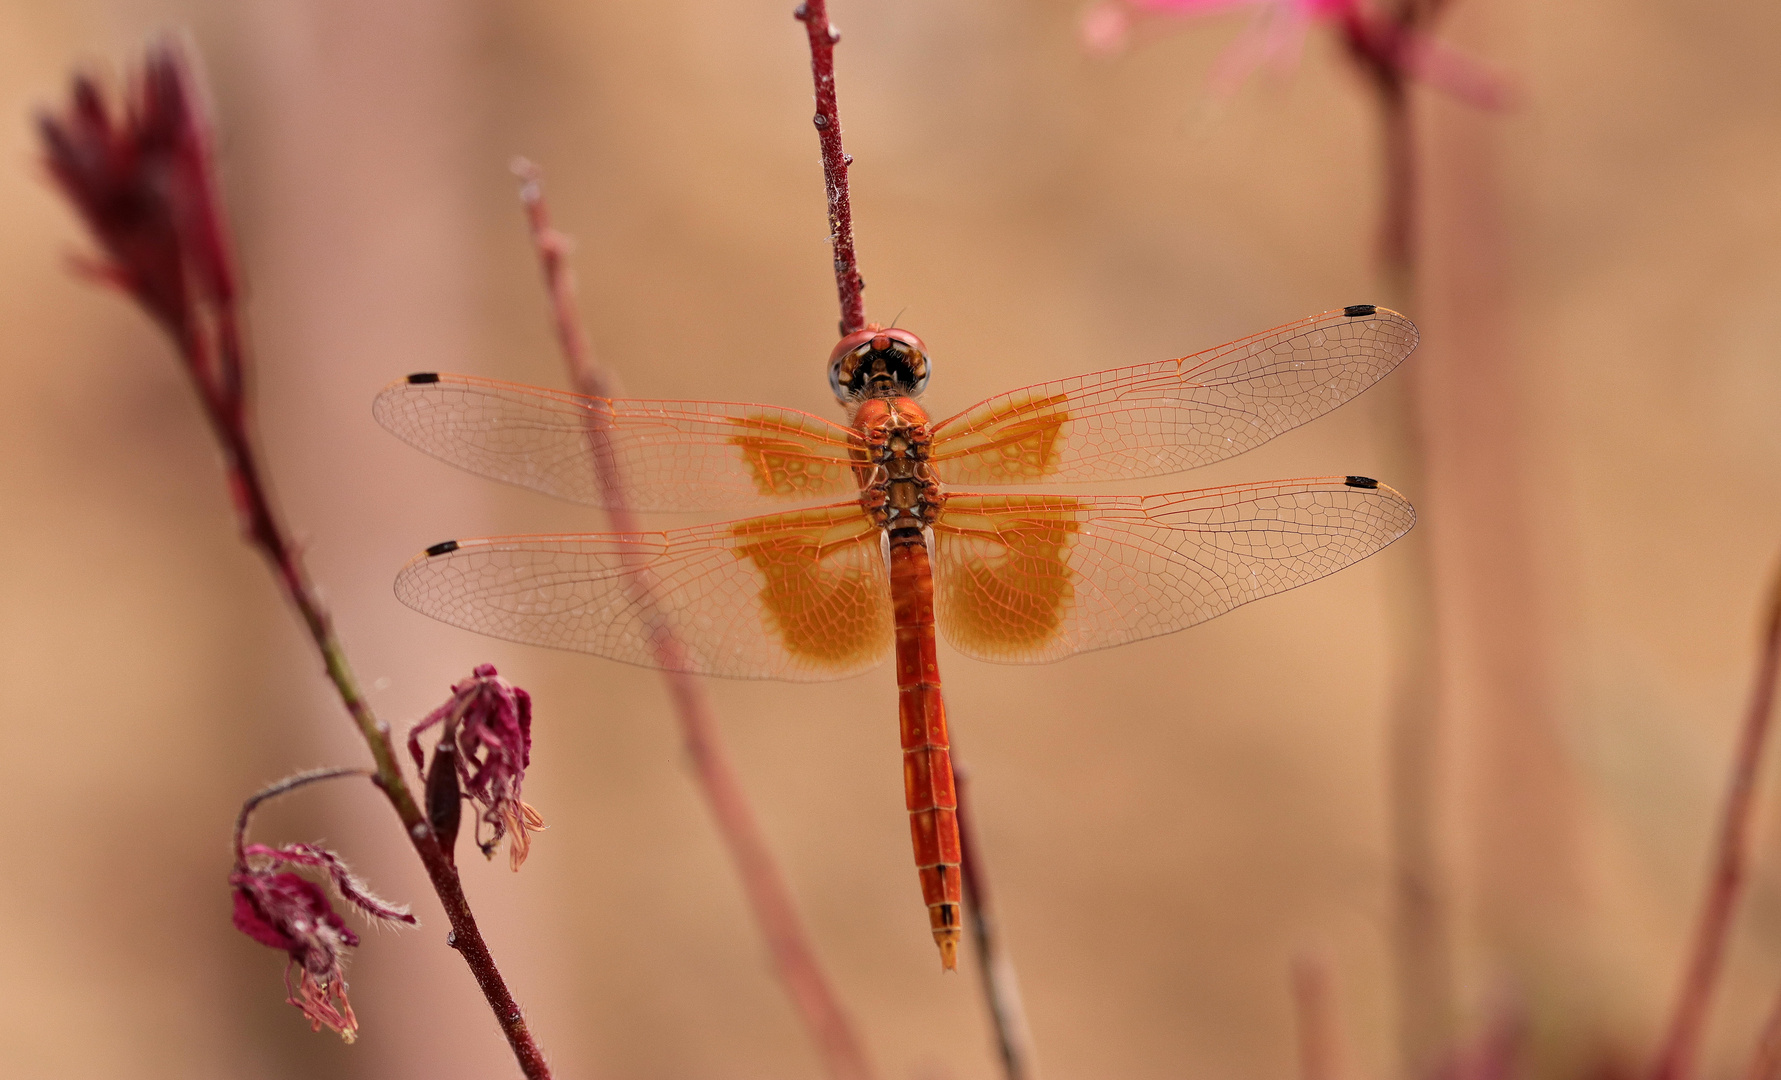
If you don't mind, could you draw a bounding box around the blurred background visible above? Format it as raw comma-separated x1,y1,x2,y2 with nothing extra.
4,1,1781,1078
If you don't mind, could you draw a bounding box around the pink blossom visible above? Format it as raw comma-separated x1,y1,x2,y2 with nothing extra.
409,664,545,870
1080,0,1510,109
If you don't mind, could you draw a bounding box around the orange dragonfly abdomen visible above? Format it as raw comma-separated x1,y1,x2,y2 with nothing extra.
891,531,962,970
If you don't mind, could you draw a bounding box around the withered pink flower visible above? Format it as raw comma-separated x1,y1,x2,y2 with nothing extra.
231,770,416,1042
1081,0,1510,109
37,40,236,355
409,664,545,870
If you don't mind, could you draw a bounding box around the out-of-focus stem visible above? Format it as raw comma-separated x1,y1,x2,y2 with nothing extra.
1743,987,1781,1080
956,764,1039,1080
794,0,867,335
513,159,879,1080
1651,563,1781,1080
1291,955,1345,1080
1342,13,1454,1073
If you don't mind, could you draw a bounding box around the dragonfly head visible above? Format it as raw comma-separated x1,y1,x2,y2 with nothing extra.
828,325,930,403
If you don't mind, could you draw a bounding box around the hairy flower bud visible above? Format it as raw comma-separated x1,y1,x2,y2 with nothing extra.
230,769,416,1042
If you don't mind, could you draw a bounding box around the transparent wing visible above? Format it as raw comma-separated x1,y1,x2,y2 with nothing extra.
395,503,893,681
928,306,1416,486
931,476,1414,664
374,373,863,512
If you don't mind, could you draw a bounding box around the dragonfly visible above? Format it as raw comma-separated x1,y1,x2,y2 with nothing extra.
374,303,1418,970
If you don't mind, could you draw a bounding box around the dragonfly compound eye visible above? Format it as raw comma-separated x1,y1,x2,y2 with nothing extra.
828,325,930,400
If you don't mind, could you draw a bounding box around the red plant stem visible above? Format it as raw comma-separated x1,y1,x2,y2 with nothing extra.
955,764,1039,1080
1651,564,1781,1080
795,0,867,335
1340,12,1416,283
513,159,878,1080
1745,987,1781,1080
45,46,551,1077
1291,955,1344,1080
194,312,555,1080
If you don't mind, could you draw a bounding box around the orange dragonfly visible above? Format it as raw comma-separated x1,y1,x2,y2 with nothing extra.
374,304,1418,970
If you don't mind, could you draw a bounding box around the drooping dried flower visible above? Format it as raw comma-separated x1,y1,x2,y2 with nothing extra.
409,664,545,870
230,769,416,1042
1080,0,1510,109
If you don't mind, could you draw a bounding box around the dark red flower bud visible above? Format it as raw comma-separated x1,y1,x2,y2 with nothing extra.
230,769,415,1042
408,664,545,870
37,40,238,352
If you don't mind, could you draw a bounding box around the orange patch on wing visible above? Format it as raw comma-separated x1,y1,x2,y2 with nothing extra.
729,415,852,498
731,508,889,669
935,392,1069,483
933,495,1082,657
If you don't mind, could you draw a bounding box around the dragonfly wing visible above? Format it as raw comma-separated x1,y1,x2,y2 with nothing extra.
396,503,893,681
928,306,1416,486
374,374,862,512
931,477,1414,663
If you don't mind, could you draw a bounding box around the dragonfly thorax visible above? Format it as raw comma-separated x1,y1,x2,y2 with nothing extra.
828,325,930,403
855,396,942,533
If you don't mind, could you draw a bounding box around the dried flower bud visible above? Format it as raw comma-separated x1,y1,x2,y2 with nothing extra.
409,664,545,870
230,769,415,1042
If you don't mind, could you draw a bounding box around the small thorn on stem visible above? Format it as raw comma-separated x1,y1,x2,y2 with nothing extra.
793,4,808,20
828,25,841,44
813,114,829,129
842,153,853,166
447,930,460,949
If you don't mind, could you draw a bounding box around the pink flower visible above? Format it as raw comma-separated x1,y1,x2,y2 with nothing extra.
1080,0,1510,109
230,769,416,1042
409,664,545,870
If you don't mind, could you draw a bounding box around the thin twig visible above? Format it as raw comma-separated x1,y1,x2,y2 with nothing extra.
1651,562,1781,1080
204,211,554,1080
794,0,867,335
39,45,553,1079
233,767,372,862
513,158,878,1080
1291,955,1344,1080
956,764,1040,1080
1744,986,1781,1080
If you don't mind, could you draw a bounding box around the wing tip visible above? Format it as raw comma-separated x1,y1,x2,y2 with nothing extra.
424,539,460,557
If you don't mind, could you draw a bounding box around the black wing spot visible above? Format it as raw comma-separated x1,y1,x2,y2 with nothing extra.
407,372,441,384
1343,304,1377,318
425,540,460,557
1344,475,1380,489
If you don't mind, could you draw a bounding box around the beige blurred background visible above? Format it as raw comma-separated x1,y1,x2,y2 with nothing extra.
4,1,1781,1078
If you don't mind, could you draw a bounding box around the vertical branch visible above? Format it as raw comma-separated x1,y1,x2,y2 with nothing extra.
1651,563,1781,1080
795,0,867,335
39,44,552,1078
513,160,879,1080
956,765,1040,1080
1341,11,1449,1073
